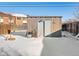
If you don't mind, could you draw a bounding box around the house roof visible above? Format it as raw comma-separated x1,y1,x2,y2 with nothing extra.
10,13,27,17
2,12,27,17
0,12,11,16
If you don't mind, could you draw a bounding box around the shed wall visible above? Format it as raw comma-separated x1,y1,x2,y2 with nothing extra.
27,17,62,37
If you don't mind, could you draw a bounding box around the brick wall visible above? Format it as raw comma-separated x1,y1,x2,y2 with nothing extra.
51,17,62,32
27,16,62,37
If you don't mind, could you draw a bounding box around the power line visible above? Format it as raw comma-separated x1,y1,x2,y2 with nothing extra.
0,5,79,7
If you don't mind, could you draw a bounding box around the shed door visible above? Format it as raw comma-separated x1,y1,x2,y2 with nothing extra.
38,21,43,37
45,20,51,36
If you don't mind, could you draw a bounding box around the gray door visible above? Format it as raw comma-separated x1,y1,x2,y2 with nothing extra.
45,20,51,36
38,20,52,37
38,21,43,37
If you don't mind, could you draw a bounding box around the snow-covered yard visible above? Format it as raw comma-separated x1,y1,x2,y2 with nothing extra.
0,35,43,56
0,31,79,56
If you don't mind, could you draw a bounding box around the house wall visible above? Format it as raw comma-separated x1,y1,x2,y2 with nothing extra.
3,17,10,24
0,24,10,34
16,17,23,26
9,16,27,31
0,12,10,24
0,12,11,34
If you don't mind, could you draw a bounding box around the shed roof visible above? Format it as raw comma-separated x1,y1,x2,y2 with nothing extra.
27,16,62,18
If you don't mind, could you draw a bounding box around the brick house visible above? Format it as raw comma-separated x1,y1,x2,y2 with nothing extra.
27,16,62,37
9,13,27,31
0,12,27,34
0,12,11,34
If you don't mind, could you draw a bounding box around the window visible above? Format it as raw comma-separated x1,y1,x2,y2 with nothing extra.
0,16,3,23
9,20,14,23
17,17,21,20
23,17,26,20
9,16,13,23
20,17,27,20
9,16,12,20
0,16,3,19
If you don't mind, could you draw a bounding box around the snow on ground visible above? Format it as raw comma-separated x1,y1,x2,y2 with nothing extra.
0,35,43,56
0,46,22,56
0,31,79,56
0,35,6,41
62,31,75,38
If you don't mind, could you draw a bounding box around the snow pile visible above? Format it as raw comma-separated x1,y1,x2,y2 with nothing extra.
0,46,22,56
0,36,6,41
0,35,43,56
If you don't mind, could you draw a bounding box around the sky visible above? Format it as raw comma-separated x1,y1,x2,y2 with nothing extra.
0,2,79,21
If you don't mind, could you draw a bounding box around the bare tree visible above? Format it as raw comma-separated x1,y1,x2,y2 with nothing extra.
73,6,79,20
